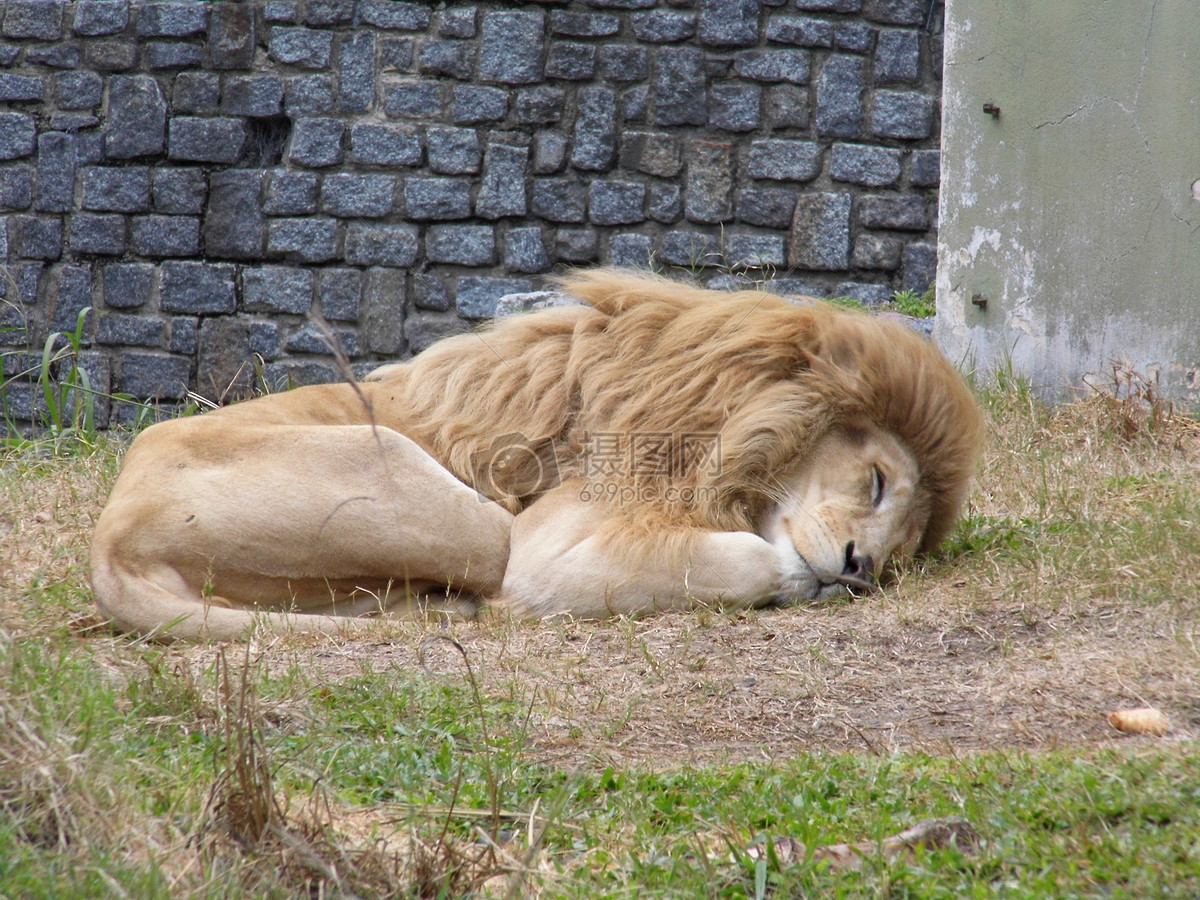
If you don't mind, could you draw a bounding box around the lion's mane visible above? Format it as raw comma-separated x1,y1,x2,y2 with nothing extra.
368,268,982,554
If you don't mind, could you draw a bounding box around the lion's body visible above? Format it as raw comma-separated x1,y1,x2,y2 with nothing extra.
91,269,983,640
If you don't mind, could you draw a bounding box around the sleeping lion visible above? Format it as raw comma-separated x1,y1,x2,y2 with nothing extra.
90,268,983,640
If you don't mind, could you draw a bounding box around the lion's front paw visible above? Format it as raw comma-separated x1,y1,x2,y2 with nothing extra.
771,533,823,604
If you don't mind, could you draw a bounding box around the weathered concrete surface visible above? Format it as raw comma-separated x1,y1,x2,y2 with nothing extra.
936,1,1200,408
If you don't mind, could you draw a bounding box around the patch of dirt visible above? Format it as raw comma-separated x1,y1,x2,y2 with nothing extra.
228,590,1200,767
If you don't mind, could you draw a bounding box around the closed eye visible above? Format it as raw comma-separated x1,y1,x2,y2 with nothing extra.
871,466,885,507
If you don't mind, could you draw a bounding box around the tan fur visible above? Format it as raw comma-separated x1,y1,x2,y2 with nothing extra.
91,269,983,639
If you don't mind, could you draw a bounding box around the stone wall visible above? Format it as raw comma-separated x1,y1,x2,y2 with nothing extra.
0,0,944,426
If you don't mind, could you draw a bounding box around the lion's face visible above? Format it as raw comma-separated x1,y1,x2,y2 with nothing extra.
766,426,925,602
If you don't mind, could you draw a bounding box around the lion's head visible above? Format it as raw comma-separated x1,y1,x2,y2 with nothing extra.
552,269,985,600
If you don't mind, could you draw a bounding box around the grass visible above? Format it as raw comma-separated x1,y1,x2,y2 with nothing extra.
1,377,1199,897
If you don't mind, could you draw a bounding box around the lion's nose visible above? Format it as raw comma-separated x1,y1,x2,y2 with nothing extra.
842,542,875,584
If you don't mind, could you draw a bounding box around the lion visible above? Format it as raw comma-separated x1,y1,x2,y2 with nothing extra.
90,268,983,640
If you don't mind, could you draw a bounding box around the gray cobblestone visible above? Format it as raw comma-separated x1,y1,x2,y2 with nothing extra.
733,49,810,83
815,55,864,137
3,0,65,40
516,86,565,124
856,195,928,230
440,7,477,39
736,188,797,228
909,149,940,187
221,76,284,117
608,233,654,269
0,168,34,209
598,44,649,81
0,113,37,160
209,2,255,69
349,123,422,166
81,167,151,212
264,169,318,214
12,216,63,260
243,265,313,314
660,230,720,267
69,213,126,255
404,177,471,220
875,29,921,83
573,86,617,171
267,217,340,263
136,3,208,37
427,224,495,265
533,131,568,173
851,233,903,269
169,316,198,355
747,138,821,181
284,74,335,115
169,116,247,164
452,85,508,124
286,322,358,356
382,80,442,118
457,276,533,318
74,0,129,36
35,132,76,213
479,10,545,85
547,42,597,80
288,117,344,167
55,71,102,108
505,226,550,273
632,11,696,43
0,74,45,102
550,11,619,37
788,192,851,270
698,0,759,47
146,42,204,69
101,263,153,309
160,261,236,314
97,312,164,348
205,170,264,259
119,351,190,400
106,75,167,159
863,0,926,26
269,26,333,68
724,233,786,268
830,142,902,186
835,281,892,305
555,228,597,262
710,84,761,132
685,140,732,224
427,126,482,174
653,46,706,125
647,182,683,223
477,143,529,219
2,5,942,420
359,1,431,31
173,72,219,113
412,273,450,311
152,167,206,214
532,178,587,223
901,241,937,292
871,90,935,139
318,268,361,321
321,173,395,217
344,221,418,265
338,31,375,113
